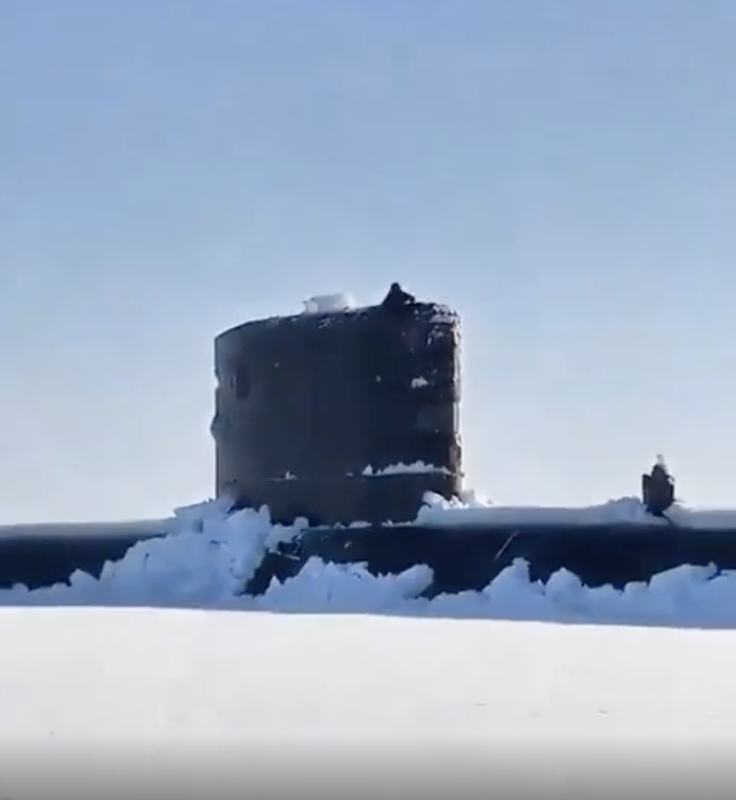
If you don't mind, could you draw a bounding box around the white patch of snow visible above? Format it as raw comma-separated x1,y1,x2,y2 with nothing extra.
256,556,736,629
302,293,357,314
457,488,491,506
428,305,459,325
1,501,306,609
416,492,736,529
262,559,433,614
275,471,297,481
1,602,736,753
362,462,451,477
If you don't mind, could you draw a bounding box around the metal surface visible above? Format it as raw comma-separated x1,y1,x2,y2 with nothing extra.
213,296,462,525
2,517,736,598
0,521,169,590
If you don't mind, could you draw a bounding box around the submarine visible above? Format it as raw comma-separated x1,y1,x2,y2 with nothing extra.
3,283,736,596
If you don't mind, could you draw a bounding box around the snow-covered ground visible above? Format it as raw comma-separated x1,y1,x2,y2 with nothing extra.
3,495,736,778
2,609,734,743
0,608,734,797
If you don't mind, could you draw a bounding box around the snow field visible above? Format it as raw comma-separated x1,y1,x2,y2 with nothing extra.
1,607,735,759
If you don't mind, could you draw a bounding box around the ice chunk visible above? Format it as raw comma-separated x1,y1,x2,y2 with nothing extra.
302,293,357,314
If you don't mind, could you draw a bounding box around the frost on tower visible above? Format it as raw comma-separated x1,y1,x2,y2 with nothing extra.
211,284,462,525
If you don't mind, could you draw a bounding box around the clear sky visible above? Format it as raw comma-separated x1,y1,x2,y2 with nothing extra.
2,0,736,522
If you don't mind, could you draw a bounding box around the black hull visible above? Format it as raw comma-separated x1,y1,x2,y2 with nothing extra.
2,519,736,597
245,522,736,596
0,527,165,590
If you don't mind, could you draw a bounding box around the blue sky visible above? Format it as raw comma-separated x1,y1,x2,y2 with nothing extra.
2,0,736,521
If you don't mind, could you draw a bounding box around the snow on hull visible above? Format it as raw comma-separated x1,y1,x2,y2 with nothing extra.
417,492,736,529
5,492,736,536
2,499,736,628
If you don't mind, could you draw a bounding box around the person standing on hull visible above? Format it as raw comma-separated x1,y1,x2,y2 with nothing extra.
381,282,416,312
641,455,675,519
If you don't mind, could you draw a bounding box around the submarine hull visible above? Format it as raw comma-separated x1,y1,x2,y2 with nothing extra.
245,521,736,597
0,523,168,591
3,517,736,597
